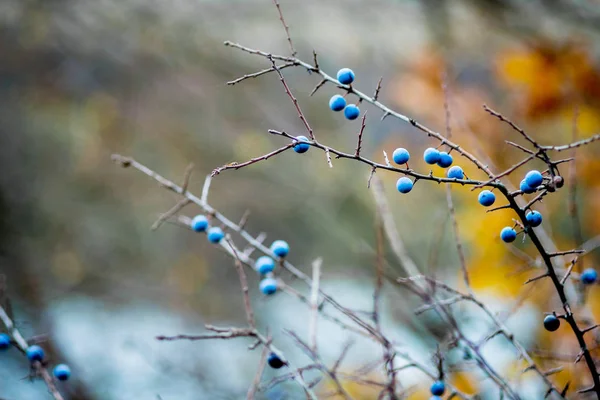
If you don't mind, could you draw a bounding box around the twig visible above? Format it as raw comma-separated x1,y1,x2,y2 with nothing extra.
445,184,471,292
270,58,314,140
484,105,539,148
247,339,270,399
541,133,600,152
227,63,296,85
151,198,191,231
226,237,256,328
309,258,322,352
354,113,367,157
271,0,296,56
211,143,294,176
373,77,383,102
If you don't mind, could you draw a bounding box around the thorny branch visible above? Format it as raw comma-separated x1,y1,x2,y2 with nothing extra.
0,305,65,400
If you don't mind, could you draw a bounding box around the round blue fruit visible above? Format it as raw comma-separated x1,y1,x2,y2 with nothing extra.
0,333,10,350
53,364,71,381
337,68,355,85
543,315,560,332
430,381,445,396
26,345,45,362
423,148,441,165
447,166,464,180
190,215,208,232
207,227,224,243
344,104,360,120
525,170,543,188
500,227,517,243
270,240,290,257
581,268,598,285
329,94,347,112
396,177,414,194
392,148,410,165
293,136,310,154
437,152,453,168
260,278,277,295
520,179,535,194
267,352,285,369
478,190,496,207
255,256,275,274
526,210,543,227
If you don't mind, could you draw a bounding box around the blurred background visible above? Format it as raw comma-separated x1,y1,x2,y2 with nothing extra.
2,0,600,399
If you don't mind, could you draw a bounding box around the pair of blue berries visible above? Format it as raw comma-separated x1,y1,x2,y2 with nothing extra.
329,68,360,120
22,345,71,380
190,215,225,243
500,210,543,243
257,240,289,295
423,148,454,169
520,170,544,194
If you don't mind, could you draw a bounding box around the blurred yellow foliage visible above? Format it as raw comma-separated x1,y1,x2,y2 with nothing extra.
497,43,600,122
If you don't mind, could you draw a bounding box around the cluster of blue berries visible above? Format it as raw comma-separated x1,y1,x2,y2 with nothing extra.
190,215,225,243
256,240,289,296
329,68,360,120
495,169,549,244
392,146,463,194
430,380,445,398
1,339,72,381
191,214,291,297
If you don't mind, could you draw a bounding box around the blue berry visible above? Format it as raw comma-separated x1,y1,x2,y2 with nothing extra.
0,333,10,350
267,352,285,369
526,210,543,227
500,227,517,243
392,148,410,165
337,68,355,85
270,240,289,257
581,268,598,285
329,95,347,112
543,315,560,332
430,381,445,396
26,345,45,362
190,215,209,232
520,179,535,194
447,166,464,180
423,148,441,164
255,256,275,274
260,278,277,295
293,136,310,154
437,152,453,168
53,364,71,381
396,177,414,194
525,170,543,188
344,104,360,120
207,227,224,243
430,398,442,400
478,190,496,207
